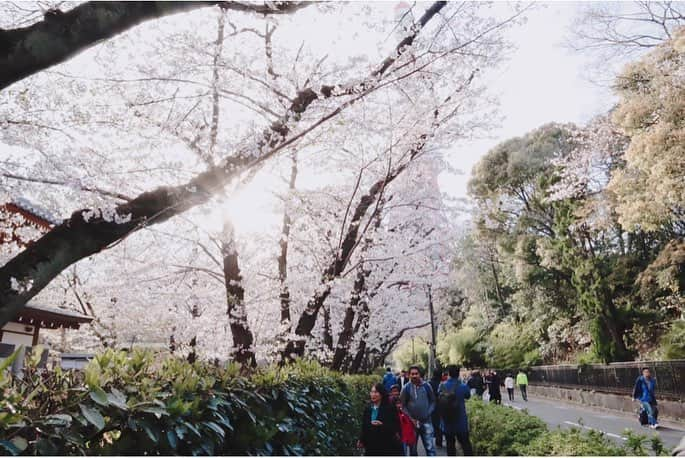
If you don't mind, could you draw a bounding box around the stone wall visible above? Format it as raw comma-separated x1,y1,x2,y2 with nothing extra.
528,384,685,423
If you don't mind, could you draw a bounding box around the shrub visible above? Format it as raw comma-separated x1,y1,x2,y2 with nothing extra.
466,399,660,456
0,348,376,456
575,348,604,365
524,428,627,456
466,399,547,455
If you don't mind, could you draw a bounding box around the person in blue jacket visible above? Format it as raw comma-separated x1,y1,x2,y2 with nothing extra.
438,365,473,456
633,367,659,429
383,367,398,392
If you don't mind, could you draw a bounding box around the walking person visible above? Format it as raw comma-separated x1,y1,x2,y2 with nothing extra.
633,367,659,429
400,366,437,456
505,373,515,401
516,369,528,402
358,383,402,456
429,370,444,448
466,370,484,398
389,384,401,401
487,370,502,405
392,395,417,456
384,367,398,392
398,370,410,389
437,365,473,456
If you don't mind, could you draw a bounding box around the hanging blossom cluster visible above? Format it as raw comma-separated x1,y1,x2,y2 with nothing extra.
9,276,33,294
82,207,133,224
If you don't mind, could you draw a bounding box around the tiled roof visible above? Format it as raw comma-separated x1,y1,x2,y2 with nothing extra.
14,303,93,330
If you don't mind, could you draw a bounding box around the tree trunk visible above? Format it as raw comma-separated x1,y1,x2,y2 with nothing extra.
278,154,298,326
222,222,256,367
331,265,368,370
206,10,225,165
322,303,333,351
488,250,506,311
349,339,367,374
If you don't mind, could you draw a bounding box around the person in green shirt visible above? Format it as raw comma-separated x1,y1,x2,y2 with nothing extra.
516,370,528,402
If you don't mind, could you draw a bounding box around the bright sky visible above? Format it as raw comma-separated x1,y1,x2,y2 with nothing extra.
438,2,616,202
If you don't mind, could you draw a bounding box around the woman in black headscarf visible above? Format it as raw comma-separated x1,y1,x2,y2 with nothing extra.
357,383,402,456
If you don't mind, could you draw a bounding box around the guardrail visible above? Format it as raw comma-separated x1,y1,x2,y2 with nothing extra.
527,360,685,402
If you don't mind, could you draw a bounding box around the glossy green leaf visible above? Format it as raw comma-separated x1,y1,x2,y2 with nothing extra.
203,421,225,438
43,413,73,426
89,386,109,406
9,437,27,452
140,421,159,443
107,388,128,410
79,404,105,430
166,430,178,449
0,440,21,456
138,406,169,418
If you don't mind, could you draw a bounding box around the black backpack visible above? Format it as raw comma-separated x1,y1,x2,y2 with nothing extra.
638,405,658,426
437,382,459,421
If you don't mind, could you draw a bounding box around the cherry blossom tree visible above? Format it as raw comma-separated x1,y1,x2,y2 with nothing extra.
0,1,523,369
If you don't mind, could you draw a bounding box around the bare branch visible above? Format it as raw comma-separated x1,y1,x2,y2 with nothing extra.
1,171,133,201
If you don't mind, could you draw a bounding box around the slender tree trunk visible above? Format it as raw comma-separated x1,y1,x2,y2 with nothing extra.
488,249,506,311
349,339,367,374
278,154,298,327
221,222,256,367
322,303,333,351
331,265,369,370
347,293,371,373
206,10,225,165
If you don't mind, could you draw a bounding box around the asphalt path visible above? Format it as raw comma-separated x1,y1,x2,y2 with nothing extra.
418,395,684,456
503,394,685,451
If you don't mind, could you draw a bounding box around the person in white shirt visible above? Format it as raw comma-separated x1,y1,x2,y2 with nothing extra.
504,374,515,401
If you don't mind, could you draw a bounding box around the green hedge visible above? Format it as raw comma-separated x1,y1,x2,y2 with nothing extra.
466,399,548,455
0,348,376,456
466,399,668,456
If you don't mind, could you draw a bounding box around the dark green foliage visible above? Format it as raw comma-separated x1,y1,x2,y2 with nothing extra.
660,320,685,359
485,322,541,369
0,348,376,456
466,399,548,455
466,399,667,456
525,428,627,456
460,116,684,364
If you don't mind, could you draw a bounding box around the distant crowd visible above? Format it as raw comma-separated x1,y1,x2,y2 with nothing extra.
357,364,674,456
357,365,530,456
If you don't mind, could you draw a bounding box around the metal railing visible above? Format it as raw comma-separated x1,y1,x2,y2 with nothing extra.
527,360,685,401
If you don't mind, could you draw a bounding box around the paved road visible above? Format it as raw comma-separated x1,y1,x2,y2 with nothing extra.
503,395,685,450
417,395,685,455
418,395,684,455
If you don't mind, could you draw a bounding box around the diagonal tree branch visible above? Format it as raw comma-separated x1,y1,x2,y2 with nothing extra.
1,171,134,201
0,1,310,90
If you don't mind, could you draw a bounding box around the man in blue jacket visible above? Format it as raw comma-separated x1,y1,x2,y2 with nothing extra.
383,367,398,392
633,367,659,429
438,365,473,456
